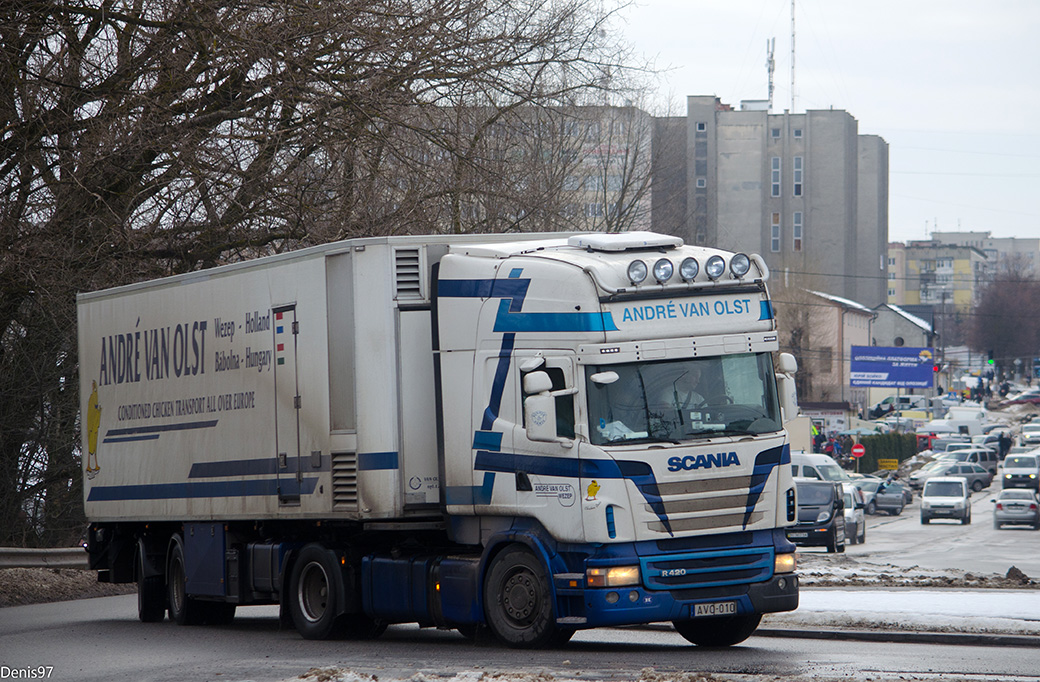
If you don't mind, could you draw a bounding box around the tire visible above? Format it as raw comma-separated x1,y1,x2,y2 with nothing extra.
484,545,558,649
962,509,972,525
288,544,349,640
891,503,904,516
866,501,877,515
972,480,983,493
858,521,866,545
167,539,202,626
994,518,1002,529
673,613,762,647
921,514,930,524
137,546,166,623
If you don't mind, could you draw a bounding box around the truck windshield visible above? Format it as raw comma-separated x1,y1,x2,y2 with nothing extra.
586,352,782,446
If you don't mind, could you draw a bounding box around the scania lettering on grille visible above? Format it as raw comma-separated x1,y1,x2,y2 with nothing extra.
667,452,741,472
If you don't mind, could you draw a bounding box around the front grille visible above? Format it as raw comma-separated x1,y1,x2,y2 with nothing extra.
639,474,761,535
640,547,774,591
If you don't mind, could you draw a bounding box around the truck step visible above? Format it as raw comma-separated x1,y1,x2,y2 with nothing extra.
556,617,587,625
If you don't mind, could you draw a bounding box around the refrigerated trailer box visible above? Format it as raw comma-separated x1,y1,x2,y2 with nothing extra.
80,231,800,647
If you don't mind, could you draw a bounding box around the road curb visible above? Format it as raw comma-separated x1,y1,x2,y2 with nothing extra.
755,627,1040,648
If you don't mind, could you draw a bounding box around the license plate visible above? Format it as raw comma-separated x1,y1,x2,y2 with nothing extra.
787,532,808,538
695,601,737,617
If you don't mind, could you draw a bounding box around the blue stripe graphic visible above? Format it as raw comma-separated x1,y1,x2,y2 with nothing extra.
358,451,400,471
759,300,774,321
743,444,788,528
86,477,318,502
103,419,219,444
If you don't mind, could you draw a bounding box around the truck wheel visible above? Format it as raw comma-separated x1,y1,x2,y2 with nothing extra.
484,546,557,648
289,545,346,640
137,547,166,623
673,613,762,646
167,540,202,625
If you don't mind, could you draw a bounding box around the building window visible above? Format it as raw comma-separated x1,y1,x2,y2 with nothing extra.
771,157,781,197
793,156,803,196
888,288,896,297
771,213,781,252
792,211,803,252
888,257,896,266
771,128,781,139
696,122,707,132
696,177,706,188
888,272,896,280
793,128,803,138
585,203,604,217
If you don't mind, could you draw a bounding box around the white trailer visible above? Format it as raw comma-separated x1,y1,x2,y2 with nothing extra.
79,231,800,647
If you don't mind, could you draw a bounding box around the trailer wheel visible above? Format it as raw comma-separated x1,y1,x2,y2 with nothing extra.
136,547,166,623
484,545,557,649
167,540,201,625
673,613,762,647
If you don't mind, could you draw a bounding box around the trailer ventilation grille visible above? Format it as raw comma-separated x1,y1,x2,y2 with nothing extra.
332,452,358,509
394,248,422,300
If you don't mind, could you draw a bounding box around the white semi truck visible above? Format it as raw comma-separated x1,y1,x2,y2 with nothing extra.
79,231,800,648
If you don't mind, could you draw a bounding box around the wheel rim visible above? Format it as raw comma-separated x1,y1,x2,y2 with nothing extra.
501,567,539,627
169,555,185,614
298,562,330,623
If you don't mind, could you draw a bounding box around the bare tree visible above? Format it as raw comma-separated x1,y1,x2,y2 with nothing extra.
968,256,1040,375
0,0,648,543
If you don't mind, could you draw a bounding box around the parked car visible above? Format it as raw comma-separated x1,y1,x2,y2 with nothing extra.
911,461,992,492
843,483,867,544
791,452,850,483
1001,389,1040,407
991,489,1040,529
932,446,999,475
787,480,846,552
920,476,972,525
1020,423,1040,447
1001,453,1040,491
853,478,906,515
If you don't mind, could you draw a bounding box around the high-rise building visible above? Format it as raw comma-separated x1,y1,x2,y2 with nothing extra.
652,96,888,307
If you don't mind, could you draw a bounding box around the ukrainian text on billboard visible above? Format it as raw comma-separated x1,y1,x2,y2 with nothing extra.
849,346,935,388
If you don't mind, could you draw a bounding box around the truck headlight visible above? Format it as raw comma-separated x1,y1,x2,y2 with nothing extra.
730,253,751,277
774,553,797,574
587,566,640,587
653,258,674,282
627,260,648,284
705,255,726,280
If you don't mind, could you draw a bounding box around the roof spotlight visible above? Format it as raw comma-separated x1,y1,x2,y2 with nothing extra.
705,255,726,280
627,259,648,284
679,257,699,281
653,259,674,283
730,253,751,277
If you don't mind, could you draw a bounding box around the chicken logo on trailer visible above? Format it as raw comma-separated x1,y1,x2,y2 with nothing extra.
85,380,103,480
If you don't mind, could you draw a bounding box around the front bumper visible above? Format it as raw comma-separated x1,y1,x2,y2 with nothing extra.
577,571,798,627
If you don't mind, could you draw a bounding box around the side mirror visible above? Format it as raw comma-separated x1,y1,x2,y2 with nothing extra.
776,353,799,422
524,393,557,443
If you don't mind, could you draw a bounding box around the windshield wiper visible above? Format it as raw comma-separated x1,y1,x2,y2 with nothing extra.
683,428,752,438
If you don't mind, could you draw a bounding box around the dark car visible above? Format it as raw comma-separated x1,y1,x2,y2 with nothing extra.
787,480,846,553
853,478,906,515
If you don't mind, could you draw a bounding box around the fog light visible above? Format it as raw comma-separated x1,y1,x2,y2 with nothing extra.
777,577,787,590
628,590,640,602
606,592,620,604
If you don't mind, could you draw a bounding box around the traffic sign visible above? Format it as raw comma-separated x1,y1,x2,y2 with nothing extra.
851,443,866,458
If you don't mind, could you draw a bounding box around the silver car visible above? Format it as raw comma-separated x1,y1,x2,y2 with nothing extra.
991,489,1040,529
1001,454,1040,491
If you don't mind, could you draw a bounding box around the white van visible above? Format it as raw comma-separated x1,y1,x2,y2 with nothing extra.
869,395,927,419
920,418,982,437
791,452,850,482
920,476,972,525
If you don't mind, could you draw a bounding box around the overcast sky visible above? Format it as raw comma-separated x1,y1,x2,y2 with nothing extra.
619,0,1040,243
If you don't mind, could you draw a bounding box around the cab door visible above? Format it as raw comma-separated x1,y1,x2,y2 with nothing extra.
509,353,583,541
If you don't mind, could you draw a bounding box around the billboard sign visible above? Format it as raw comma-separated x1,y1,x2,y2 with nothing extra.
850,346,935,388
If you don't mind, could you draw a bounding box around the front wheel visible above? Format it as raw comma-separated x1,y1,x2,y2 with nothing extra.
673,613,762,647
484,545,558,648
289,544,347,640
866,501,877,515
972,480,983,492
